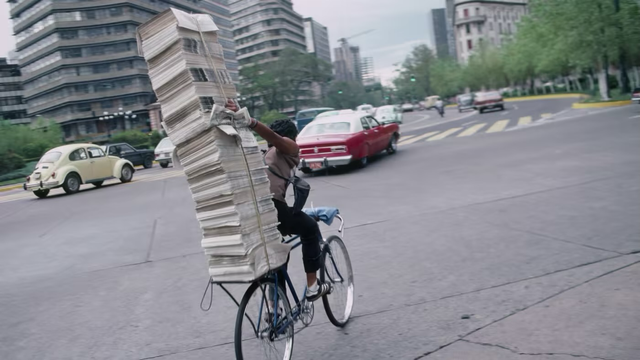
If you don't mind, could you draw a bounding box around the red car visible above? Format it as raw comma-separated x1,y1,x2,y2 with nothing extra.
297,112,400,173
474,91,505,113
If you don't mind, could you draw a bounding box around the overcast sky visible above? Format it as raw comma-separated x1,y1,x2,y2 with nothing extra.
0,0,445,85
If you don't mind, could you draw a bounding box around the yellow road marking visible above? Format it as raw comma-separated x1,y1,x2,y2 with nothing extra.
457,123,487,137
486,120,510,133
518,116,532,126
397,135,416,145
398,131,440,145
541,113,552,118
427,127,463,141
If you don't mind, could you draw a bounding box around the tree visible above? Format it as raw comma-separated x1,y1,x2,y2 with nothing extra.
326,81,369,109
0,119,63,175
429,58,464,98
393,45,437,101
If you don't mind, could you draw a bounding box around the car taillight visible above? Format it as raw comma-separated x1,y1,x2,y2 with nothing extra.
331,145,348,153
51,172,56,179
155,153,159,159
26,176,30,182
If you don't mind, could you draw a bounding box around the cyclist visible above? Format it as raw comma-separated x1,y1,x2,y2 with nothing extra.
225,100,331,302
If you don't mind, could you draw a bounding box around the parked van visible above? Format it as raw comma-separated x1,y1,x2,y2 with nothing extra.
423,95,441,110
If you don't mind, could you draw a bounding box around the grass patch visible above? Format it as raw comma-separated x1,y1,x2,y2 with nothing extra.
579,89,630,103
0,161,37,183
0,178,23,187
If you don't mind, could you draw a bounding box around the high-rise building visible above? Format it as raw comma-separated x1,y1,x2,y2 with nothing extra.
0,58,30,125
230,0,306,69
361,57,377,86
333,40,361,84
430,8,450,59
9,0,237,142
454,0,528,63
445,0,458,60
303,17,331,64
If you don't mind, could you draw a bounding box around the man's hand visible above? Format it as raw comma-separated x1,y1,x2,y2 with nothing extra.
225,99,239,112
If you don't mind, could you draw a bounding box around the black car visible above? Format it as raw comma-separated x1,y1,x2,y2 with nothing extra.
102,143,155,169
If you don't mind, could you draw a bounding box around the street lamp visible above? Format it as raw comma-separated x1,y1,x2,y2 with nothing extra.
99,108,137,139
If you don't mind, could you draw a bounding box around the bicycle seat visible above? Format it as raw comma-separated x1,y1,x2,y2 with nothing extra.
302,207,340,226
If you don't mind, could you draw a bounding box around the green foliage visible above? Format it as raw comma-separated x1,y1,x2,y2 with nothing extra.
0,119,63,176
0,161,36,182
429,59,464,99
325,81,382,109
393,45,436,101
111,130,151,149
148,130,163,148
259,110,289,126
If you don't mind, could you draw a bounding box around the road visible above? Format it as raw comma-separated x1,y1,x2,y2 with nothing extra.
0,99,639,360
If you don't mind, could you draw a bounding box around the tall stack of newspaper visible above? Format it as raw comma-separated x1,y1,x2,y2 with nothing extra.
137,9,289,282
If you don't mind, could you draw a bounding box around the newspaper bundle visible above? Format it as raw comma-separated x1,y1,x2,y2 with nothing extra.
137,9,289,282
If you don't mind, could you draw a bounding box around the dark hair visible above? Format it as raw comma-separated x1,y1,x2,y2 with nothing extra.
269,119,298,141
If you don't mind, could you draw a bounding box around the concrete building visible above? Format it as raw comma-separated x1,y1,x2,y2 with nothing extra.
361,57,377,86
0,58,30,125
445,0,458,60
9,0,237,142
303,17,331,64
333,40,361,84
430,8,450,59
230,0,306,69
454,0,528,63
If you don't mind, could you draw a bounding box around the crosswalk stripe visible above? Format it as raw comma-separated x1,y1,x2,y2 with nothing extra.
398,131,440,145
457,123,487,137
397,135,416,145
486,120,509,133
541,113,552,118
427,127,462,141
518,116,532,126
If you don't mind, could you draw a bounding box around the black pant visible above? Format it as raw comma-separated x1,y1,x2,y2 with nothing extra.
272,199,322,273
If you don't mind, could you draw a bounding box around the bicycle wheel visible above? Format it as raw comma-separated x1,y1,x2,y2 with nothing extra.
234,279,294,360
320,235,354,327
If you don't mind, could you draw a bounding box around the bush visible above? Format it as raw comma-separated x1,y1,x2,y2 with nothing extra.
0,161,36,182
0,152,26,176
259,110,289,126
111,130,151,149
148,130,163,148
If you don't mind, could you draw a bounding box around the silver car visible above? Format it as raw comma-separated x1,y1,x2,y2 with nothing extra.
375,105,403,124
154,137,175,168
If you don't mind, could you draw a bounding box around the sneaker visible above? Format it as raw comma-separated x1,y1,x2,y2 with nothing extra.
306,282,331,302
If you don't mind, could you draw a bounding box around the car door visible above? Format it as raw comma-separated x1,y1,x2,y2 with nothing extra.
366,116,386,153
359,117,374,158
68,148,94,181
87,146,113,179
117,144,141,165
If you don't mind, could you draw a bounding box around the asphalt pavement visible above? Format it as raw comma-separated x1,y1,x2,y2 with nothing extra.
0,100,639,360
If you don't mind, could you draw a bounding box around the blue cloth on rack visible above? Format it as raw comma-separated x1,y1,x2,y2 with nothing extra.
302,207,340,226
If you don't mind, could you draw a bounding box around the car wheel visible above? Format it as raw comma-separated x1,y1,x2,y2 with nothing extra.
479,108,484,114
356,156,368,168
143,156,153,169
120,165,134,183
92,181,104,188
387,135,398,154
300,167,312,174
33,189,49,199
160,161,169,168
500,105,505,111
62,173,81,194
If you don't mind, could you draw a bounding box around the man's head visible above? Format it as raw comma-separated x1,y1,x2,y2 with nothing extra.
269,119,298,141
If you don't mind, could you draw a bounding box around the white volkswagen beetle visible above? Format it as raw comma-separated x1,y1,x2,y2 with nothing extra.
23,143,134,198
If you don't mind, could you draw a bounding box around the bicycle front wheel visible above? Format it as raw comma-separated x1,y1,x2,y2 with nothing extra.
234,279,294,360
320,235,354,327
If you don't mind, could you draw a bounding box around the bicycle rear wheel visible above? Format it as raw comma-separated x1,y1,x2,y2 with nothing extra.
234,279,294,360
320,235,354,327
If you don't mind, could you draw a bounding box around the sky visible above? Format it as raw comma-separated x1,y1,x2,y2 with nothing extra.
0,0,445,85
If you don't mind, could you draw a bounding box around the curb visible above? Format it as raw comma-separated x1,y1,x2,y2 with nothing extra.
572,100,633,109
0,184,23,192
504,93,586,102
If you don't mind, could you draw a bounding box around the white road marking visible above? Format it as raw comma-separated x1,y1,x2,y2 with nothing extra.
630,115,640,119
398,131,440,146
427,127,463,141
501,111,509,115
513,105,519,110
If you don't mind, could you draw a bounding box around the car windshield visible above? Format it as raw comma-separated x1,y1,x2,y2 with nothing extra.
377,107,393,114
39,151,62,163
157,137,173,148
300,122,351,136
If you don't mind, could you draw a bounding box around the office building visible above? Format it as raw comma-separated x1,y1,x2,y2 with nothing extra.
361,57,377,86
333,40,361,83
303,17,331,64
430,8,450,59
454,0,528,63
9,0,237,142
445,0,458,60
0,58,30,125
230,0,306,69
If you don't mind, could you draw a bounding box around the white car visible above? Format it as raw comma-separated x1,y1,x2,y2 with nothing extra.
401,103,414,112
356,104,375,115
374,105,403,124
154,137,175,168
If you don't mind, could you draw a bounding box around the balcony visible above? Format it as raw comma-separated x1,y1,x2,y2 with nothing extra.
455,15,487,26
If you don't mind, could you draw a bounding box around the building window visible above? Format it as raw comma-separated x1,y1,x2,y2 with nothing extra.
489,22,493,31
62,48,82,58
92,64,110,74
183,38,199,54
190,68,208,82
508,23,512,34
476,7,480,15
478,24,483,34
101,100,113,109
76,103,91,112
465,24,470,34
199,96,214,111
467,39,473,50
499,23,503,34
463,9,469,17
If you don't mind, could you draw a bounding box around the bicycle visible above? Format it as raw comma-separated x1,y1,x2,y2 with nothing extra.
231,207,354,359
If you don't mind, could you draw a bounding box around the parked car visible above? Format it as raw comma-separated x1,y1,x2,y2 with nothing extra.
474,91,505,113
356,104,375,115
102,142,155,168
374,105,403,124
23,144,134,198
154,137,175,168
456,93,474,112
423,95,441,110
297,112,400,173
293,107,334,131
401,103,414,112
632,88,640,104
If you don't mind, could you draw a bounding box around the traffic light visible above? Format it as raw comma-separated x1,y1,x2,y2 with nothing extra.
338,89,343,95
410,75,416,82
385,96,390,100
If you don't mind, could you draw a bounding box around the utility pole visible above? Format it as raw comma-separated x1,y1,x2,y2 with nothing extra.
614,0,631,93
